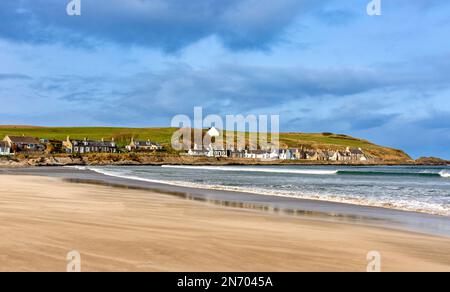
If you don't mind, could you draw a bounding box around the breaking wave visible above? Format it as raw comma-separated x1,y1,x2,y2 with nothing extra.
161,165,338,175
440,170,450,178
65,165,450,216
162,165,450,178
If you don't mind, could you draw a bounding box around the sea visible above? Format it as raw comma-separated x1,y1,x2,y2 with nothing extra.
70,164,450,217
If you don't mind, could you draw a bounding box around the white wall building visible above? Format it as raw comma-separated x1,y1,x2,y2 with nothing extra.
0,141,11,155
279,149,293,160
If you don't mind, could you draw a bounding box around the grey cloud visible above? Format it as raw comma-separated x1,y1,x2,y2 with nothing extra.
0,0,320,52
0,73,32,81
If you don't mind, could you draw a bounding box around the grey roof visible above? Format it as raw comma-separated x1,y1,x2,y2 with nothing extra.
72,140,116,147
135,141,160,146
6,136,40,144
349,148,364,154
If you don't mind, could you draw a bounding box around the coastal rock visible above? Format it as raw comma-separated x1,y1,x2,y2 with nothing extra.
0,153,416,168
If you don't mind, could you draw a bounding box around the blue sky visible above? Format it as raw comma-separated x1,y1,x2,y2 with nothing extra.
0,0,450,159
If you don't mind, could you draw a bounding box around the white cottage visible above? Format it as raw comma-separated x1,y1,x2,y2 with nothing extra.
269,149,280,160
279,149,293,160
0,141,11,155
207,127,220,138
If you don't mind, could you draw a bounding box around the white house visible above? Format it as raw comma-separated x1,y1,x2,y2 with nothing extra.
329,151,339,161
328,147,367,162
3,135,45,153
346,147,368,161
63,137,117,154
279,149,293,160
207,127,220,138
126,137,162,151
0,141,11,155
188,142,228,158
269,149,280,160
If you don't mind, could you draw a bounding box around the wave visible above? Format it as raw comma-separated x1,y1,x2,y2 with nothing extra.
440,170,450,178
161,165,338,175
65,166,450,216
162,165,450,178
337,170,445,178
66,165,174,185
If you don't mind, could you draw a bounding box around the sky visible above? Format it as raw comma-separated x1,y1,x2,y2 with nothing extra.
0,0,449,159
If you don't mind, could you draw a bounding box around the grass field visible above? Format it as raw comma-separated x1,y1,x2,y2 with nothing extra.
0,126,176,147
0,126,412,161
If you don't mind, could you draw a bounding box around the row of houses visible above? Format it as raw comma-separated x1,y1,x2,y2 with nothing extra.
0,136,45,155
0,135,163,155
187,145,369,162
0,129,369,162
185,127,369,162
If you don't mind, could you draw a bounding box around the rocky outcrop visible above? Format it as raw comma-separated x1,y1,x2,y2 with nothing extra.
0,155,84,167
415,157,450,165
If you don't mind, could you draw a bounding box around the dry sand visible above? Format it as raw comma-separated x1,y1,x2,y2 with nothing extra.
0,175,449,272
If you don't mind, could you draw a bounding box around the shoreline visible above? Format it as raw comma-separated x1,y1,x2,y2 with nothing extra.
3,153,447,168
1,160,448,168
2,166,450,238
74,165,450,217
0,173,449,271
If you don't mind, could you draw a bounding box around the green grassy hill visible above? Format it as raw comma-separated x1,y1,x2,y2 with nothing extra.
278,132,412,161
0,126,176,147
0,126,412,162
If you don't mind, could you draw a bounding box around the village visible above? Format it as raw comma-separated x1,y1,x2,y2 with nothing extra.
186,144,368,162
183,127,369,162
0,135,163,156
0,128,369,162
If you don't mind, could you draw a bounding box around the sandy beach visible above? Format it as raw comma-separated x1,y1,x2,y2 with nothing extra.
0,174,449,272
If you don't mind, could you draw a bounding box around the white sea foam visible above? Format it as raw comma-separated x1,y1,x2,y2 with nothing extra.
440,170,450,178
161,165,338,175
66,166,450,216
66,165,171,185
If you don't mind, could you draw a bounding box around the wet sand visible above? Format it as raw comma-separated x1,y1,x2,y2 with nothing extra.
3,166,450,237
0,174,449,271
